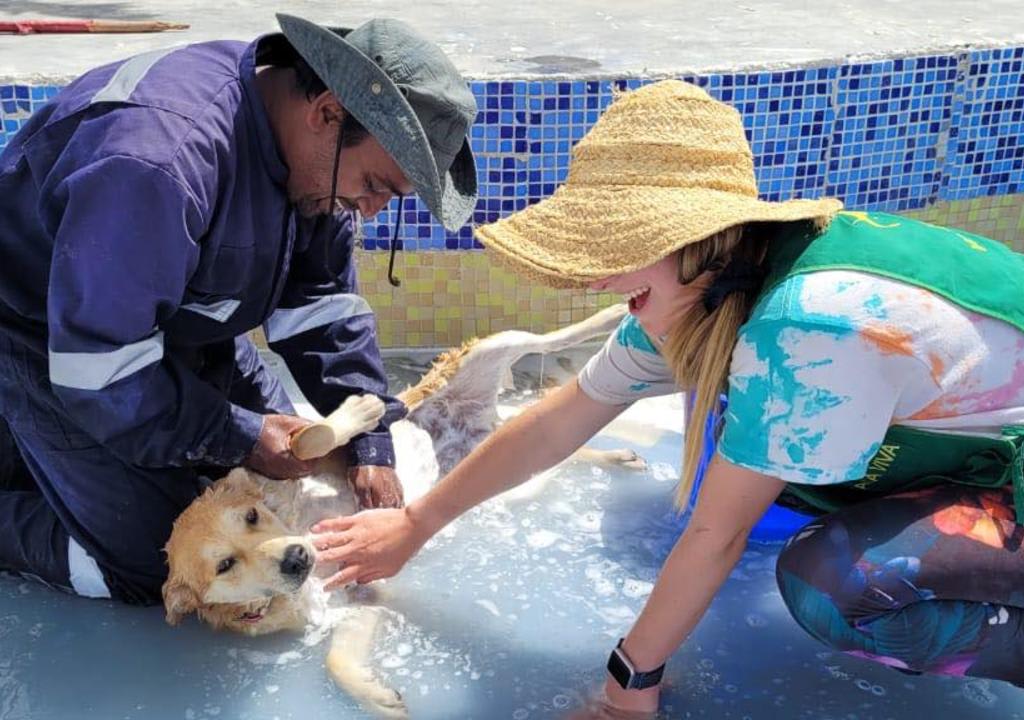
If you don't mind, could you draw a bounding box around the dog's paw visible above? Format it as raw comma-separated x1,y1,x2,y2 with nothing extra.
603,448,648,470
332,663,408,719
339,394,387,435
361,680,408,719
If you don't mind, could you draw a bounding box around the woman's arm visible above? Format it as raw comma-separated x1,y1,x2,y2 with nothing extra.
314,379,628,588
600,455,785,713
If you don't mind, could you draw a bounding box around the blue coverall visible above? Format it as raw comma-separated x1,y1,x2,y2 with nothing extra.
0,38,404,604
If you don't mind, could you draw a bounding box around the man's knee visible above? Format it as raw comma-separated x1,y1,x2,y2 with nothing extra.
16,441,193,606
0,415,35,491
90,537,169,606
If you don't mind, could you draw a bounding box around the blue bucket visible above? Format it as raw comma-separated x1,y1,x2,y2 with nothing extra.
688,393,811,542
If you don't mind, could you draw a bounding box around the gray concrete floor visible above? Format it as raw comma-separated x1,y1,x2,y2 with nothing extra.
2,0,1024,83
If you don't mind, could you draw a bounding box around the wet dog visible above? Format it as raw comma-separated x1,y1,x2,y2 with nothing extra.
162,304,641,717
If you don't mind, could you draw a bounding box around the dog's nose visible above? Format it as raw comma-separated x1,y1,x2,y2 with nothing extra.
280,544,311,578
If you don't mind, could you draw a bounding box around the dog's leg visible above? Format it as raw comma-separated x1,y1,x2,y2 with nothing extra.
569,446,647,470
291,394,386,460
326,606,408,719
458,302,628,380
499,301,628,357
495,404,648,471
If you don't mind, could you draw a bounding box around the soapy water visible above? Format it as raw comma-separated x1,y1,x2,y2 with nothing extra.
1,348,1023,719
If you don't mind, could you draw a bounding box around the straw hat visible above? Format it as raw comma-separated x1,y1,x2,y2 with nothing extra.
474,80,842,287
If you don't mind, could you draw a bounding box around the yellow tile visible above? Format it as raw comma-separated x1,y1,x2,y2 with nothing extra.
359,197,1024,347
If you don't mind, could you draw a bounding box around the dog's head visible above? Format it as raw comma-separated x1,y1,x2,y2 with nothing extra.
162,468,315,634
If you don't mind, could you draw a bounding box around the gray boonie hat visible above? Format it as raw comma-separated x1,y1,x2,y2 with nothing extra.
275,13,478,231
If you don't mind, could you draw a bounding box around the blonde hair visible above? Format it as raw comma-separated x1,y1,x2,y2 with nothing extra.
661,224,767,509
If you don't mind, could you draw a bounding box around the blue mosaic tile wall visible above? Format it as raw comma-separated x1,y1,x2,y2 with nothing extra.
2,46,1022,251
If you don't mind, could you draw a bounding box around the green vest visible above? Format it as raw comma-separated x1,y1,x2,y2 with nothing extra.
758,211,1024,522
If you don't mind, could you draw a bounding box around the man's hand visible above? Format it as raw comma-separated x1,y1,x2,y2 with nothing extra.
244,414,317,479
347,465,403,509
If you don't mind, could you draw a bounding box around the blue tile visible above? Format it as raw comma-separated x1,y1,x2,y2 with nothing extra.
4,49,1023,252
828,54,957,210
940,47,1024,200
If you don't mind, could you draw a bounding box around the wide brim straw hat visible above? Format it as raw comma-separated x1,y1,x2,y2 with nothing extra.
474,80,842,288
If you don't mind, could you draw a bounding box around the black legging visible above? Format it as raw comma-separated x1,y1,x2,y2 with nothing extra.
776,484,1024,685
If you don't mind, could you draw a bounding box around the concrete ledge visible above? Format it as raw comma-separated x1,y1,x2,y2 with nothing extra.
2,0,1024,84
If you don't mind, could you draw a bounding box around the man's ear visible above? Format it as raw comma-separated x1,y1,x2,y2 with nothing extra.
306,92,343,133
162,579,199,626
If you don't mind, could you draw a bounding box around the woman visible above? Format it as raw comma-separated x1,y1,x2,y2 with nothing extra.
312,80,1024,715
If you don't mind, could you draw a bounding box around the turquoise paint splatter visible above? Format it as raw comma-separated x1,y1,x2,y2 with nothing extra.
786,442,805,463
794,358,834,371
615,315,658,354
799,466,825,481
722,275,859,483
863,293,888,319
782,427,827,473
796,429,826,451
851,441,883,478
799,387,845,418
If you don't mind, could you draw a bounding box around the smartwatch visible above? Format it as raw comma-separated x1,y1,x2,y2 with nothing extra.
606,638,665,690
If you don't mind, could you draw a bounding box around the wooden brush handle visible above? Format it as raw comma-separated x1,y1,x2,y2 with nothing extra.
290,395,386,461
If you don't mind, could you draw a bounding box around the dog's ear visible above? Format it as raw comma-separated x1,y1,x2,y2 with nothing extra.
162,579,199,626
218,467,263,497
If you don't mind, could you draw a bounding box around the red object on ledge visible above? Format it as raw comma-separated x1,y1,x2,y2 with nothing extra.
0,19,189,34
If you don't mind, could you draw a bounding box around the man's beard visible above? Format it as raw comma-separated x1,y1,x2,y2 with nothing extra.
291,195,366,243
293,195,326,218
291,193,350,219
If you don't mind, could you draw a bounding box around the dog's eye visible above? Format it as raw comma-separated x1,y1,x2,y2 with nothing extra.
245,508,258,526
216,557,236,575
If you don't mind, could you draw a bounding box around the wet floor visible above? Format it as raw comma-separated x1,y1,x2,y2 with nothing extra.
1,347,1022,719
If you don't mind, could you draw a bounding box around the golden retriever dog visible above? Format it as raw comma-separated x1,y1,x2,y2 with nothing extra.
162,304,641,717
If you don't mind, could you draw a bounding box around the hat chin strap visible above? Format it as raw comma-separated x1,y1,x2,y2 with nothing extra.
327,123,404,288
387,195,403,287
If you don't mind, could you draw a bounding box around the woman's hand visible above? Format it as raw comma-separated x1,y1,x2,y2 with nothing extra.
311,507,429,589
600,676,660,715
564,458,785,720
563,680,659,719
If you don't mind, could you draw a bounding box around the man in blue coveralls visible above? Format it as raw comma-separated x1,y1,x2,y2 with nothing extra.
0,14,478,604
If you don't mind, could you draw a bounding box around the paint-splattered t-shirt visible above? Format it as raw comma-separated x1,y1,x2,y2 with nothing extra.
579,271,1024,486
577,314,679,405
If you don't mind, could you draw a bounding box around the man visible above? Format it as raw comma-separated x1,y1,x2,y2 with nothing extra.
0,14,478,605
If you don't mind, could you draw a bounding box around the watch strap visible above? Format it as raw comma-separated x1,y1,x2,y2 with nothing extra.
607,638,665,690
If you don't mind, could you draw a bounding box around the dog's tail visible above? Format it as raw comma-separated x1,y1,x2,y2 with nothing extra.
398,302,627,411
397,339,477,411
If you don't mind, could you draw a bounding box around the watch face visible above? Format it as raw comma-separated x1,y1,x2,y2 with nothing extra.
607,647,633,689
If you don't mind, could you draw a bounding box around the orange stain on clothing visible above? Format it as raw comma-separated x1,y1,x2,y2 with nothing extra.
911,397,953,420
927,352,946,384
860,325,915,357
